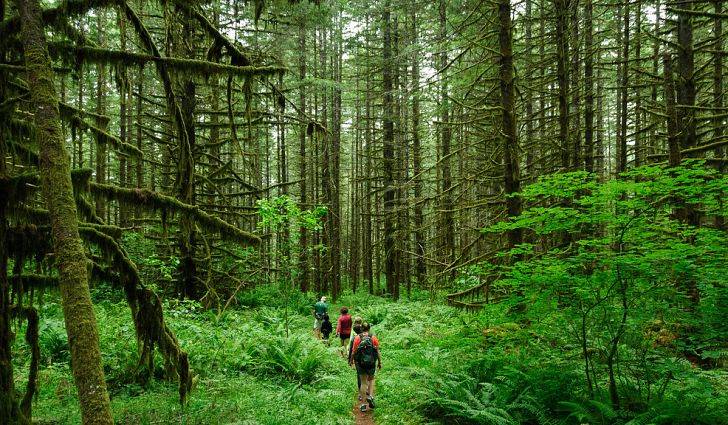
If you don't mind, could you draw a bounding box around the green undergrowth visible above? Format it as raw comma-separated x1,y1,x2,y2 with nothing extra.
11,284,728,424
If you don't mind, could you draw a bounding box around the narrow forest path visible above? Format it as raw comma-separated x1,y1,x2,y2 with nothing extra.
352,394,375,425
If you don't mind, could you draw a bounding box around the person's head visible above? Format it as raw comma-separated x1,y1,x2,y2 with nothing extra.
352,317,363,334
362,322,371,333
323,313,330,322
340,306,348,315
320,296,327,303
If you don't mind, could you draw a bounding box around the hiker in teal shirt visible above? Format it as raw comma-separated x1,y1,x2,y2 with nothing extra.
312,296,328,339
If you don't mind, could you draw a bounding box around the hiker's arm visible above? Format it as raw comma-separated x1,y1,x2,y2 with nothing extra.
377,348,382,369
348,338,356,365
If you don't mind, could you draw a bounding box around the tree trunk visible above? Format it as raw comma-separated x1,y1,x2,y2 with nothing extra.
438,0,454,277
713,0,723,157
96,11,107,219
555,0,570,170
382,0,399,299
664,54,681,168
410,0,426,289
298,18,309,292
330,11,342,299
14,0,114,423
677,1,696,151
584,0,594,172
617,2,630,174
570,0,581,169
499,0,522,248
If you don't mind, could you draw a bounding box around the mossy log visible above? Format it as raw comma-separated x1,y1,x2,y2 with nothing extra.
88,183,261,245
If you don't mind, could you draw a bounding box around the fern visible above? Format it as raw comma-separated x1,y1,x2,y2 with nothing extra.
558,399,620,425
422,372,546,424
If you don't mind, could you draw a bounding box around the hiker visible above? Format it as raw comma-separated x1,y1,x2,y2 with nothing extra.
348,316,364,362
336,306,353,352
312,296,328,339
321,313,333,344
349,323,382,412
348,316,364,393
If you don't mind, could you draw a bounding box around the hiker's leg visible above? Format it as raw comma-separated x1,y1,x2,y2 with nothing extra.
313,318,321,339
358,373,368,400
367,376,376,398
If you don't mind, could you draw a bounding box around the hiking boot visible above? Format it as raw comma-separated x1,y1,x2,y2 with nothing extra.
367,396,375,409
359,403,368,412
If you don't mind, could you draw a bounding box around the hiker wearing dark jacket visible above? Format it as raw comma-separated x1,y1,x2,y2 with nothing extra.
349,323,382,412
321,313,333,343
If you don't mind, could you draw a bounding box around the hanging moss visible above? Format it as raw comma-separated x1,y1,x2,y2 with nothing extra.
0,0,118,42
5,139,39,165
88,183,261,245
9,206,49,225
78,228,192,403
7,168,92,196
10,274,58,290
171,2,251,66
49,44,284,79
78,227,137,276
0,172,40,205
10,306,39,420
75,195,103,225
0,93,28,113
59,101,109,124
58,105,142,158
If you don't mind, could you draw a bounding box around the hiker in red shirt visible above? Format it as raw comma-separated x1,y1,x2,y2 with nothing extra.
349,323,382,412
336,306,353,354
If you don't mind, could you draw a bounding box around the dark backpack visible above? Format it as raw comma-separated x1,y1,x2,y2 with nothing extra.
355,335,377,368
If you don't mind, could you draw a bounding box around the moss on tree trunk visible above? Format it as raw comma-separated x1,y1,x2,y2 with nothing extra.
13,0,114,423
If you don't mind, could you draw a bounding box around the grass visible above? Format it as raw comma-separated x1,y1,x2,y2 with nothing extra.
15,288,469,424
13,285,728,424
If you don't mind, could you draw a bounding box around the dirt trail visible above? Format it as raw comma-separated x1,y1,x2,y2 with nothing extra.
352,394,375,425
